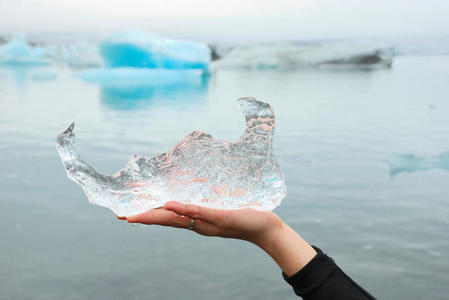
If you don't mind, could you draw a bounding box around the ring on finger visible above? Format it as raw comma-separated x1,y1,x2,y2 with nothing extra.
187,218,195,230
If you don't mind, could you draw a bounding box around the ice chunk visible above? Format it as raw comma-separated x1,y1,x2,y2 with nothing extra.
99,31,210,71
0,34,50,66
387,151,449,176
56,98,286,216
214,41,394,70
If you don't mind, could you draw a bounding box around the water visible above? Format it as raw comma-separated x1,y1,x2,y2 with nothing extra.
1,56,449,299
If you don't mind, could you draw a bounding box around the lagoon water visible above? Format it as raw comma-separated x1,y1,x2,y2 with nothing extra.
1,55,449,299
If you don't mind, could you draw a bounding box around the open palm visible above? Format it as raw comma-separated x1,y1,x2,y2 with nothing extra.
120,201,282,246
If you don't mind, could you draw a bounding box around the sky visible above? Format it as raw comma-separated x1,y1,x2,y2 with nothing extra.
0,0,448,42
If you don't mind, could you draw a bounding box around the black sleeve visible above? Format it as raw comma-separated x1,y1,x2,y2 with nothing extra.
282,246,375,300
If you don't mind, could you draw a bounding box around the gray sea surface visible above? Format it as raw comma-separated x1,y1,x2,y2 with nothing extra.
1,55,448,299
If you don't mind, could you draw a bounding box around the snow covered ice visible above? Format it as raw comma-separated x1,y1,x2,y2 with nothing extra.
56,98,286,216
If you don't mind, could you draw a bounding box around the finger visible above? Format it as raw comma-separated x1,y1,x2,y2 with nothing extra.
189,219,220,236
164,201,221,223
127,208,190,228
117,216,127,220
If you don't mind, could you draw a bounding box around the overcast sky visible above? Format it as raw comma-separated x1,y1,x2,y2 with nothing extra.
0,0,448,42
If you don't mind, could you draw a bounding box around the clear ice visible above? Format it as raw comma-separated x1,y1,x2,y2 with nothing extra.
56,98,286,216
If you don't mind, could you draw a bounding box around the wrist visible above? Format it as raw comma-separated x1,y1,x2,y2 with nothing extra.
253,215,285,251
256,219,317,276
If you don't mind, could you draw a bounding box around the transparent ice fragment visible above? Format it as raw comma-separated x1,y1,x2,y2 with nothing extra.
56,98,286,216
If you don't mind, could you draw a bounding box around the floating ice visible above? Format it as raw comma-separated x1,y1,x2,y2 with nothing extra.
0,34,50,66
56,98,286,216
387,151,449,176
99,31,211,71
214,41,394,70
76,32,211,103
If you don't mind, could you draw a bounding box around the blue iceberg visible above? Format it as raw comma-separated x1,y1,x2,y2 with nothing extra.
387,151,449,176
78,31,211,108
99,31,211,71
0,34,51,66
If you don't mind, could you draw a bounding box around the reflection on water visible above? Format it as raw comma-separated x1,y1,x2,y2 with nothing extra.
0,65,57,89
100,75,209,110
2,65,35,88
1,56,449,300
30,71,57,82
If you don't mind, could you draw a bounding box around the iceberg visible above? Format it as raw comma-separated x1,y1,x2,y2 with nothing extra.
99,31,211,71
387,151,449,176
214,41,394,70
0,34,51,66
51,41,102,69
56,98,286,216
77,31,212,106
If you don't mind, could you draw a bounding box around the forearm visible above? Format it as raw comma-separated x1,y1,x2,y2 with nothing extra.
255,219,375,299
256,219,317,276
132,202,375,299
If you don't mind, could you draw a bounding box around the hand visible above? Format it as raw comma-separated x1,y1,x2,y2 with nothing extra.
120,201,283,248
119,201,317,276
